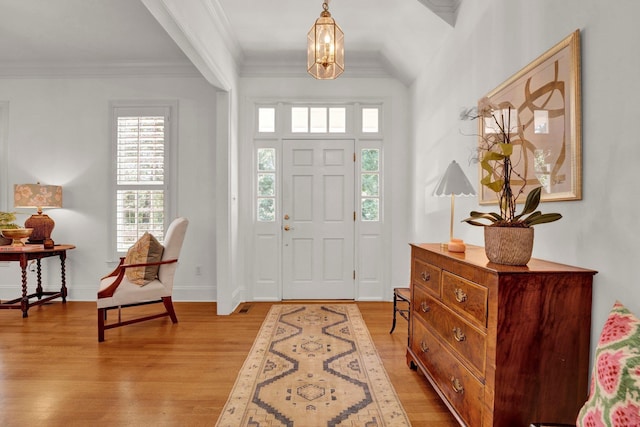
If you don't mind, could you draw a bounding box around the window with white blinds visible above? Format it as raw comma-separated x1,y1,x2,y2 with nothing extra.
112,104,174,254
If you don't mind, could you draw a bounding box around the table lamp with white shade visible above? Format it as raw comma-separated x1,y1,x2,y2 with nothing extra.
433,160,476,253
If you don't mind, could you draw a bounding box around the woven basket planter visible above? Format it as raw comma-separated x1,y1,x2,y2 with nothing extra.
484,226,534,266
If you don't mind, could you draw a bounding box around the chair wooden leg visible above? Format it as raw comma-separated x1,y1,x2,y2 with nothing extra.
162,296,178,323
390,292,398,334
98,298,177,342
391,287,411,334
98,308,106,342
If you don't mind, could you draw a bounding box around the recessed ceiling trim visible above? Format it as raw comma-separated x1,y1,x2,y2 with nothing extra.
417,0,461,26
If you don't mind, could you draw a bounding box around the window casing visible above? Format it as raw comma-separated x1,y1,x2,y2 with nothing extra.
111,103,176,256
249,100,386,301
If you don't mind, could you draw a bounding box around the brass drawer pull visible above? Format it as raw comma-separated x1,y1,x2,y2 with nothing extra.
452,327,466,342
420,271,431,282
454,288,467,303
420,301,431,313
420,341,429,353
451,376,464,394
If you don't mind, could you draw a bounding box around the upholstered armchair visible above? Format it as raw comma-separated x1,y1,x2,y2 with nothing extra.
97,217,189,342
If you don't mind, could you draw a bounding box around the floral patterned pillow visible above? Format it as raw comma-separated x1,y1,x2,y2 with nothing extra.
577,301,640,426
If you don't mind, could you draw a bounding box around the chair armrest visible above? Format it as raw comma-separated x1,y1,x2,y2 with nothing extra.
98,259,178,299
118,258,178,270
101,257,125,280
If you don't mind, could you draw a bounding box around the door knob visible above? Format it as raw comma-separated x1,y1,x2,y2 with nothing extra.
283,225,294,231
284,214,290,220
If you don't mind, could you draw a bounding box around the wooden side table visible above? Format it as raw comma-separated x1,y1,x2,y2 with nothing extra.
0,244,75,317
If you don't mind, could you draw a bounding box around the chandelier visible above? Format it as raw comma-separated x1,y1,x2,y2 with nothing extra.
307,1,344,79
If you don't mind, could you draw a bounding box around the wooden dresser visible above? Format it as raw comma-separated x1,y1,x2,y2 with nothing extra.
407,243,596,426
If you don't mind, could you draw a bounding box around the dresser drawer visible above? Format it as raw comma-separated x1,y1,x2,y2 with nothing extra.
442,271,488,328
411,317,484,427
412,258,441,297
413,286,487,377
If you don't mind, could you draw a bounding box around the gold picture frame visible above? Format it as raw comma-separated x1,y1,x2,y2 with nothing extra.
479,30,582,204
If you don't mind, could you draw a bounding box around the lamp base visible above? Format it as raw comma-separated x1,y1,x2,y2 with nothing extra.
447,238,467,253
24,213,55,247
24,213,56,249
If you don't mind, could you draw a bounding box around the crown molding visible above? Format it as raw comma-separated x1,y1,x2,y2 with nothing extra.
0,61,202,79
202,0,244,65
0,54,411,85
240,50,411,85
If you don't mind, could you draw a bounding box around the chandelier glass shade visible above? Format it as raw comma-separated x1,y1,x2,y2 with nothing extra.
307,1,344,79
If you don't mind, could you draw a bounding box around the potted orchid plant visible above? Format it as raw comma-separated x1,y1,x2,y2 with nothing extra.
462,99,562,264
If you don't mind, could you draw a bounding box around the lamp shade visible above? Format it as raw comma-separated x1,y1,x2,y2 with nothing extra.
14,184,63,211
433,161,476,197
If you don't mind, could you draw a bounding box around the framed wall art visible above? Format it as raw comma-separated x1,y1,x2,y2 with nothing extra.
478,30,582,204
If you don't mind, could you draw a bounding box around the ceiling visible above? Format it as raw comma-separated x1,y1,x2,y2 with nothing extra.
0,0,459,84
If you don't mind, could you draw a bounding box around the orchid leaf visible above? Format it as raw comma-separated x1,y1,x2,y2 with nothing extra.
524,212,563,226
468,211,503,221
521,187,542,216
462,211,503,225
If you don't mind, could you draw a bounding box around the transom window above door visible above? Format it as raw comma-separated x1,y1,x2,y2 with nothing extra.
256,105,380,135
291,107,346,133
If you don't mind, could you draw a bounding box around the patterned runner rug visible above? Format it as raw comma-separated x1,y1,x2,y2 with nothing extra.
216,304,411,427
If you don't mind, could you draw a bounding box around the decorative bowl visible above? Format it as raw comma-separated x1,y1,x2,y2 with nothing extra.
0,228,33,246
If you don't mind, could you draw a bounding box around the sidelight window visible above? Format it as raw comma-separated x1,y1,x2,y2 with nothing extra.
257,148,276,222
361,148,380,221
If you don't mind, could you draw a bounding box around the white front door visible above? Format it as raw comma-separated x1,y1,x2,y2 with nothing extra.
282,139,355,299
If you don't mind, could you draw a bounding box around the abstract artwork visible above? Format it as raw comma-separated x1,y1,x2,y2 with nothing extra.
479,30,582,204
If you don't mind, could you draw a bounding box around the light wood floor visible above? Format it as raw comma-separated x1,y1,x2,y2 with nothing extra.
0,301,458,426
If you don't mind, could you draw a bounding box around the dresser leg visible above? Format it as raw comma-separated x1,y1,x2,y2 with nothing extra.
406,351,417,370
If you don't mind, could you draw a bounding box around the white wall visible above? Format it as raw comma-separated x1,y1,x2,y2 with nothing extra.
411,0,640,354
0,76,219,302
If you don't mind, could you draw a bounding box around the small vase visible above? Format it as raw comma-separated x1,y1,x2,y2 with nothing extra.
484,226,534,266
